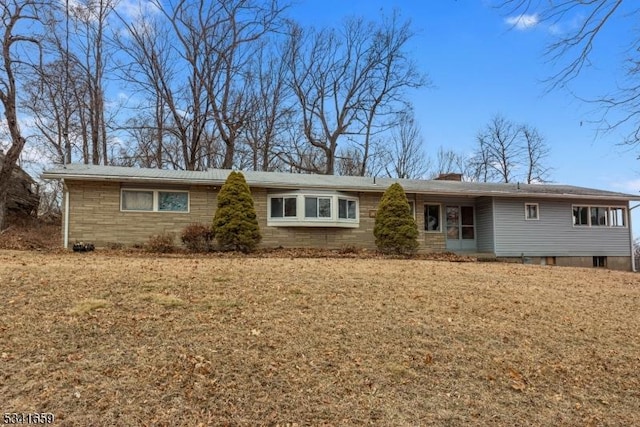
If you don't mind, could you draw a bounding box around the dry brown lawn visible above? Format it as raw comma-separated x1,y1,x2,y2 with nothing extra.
1,250,639,426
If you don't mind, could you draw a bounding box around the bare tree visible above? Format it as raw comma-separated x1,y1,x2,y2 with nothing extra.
521,124,551,183
69,0,117,165
285,13,426,175
497,1,640,144
432,147,473,180
0,0,46,230
384,113,430,179
473,115,523,183
241,39,292,171
471,115,551,183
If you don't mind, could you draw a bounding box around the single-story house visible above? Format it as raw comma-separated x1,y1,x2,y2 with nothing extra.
42,164,639,271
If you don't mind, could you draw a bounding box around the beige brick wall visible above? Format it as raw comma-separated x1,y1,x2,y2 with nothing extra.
66,180,216,247
64,182,452,252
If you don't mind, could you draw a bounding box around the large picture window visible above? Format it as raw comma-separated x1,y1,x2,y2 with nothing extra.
573,205,626,227
121,189,189,213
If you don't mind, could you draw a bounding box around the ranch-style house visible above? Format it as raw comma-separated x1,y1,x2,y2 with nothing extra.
42,164,639,271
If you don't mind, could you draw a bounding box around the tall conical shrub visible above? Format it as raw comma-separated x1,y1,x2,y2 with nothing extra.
373,183,419,255
212,171,262,253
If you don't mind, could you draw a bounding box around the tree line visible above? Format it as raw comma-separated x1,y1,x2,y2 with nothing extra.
5,0,601,229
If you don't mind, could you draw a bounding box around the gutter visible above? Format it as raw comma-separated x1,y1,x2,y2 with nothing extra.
63,180,70,249
629,203,640,272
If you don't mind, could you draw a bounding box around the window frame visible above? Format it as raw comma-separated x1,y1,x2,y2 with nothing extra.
304,196,332,219
270,196,298,218
572,204,627,228
268,193,359,227
121,189,190,213
338,198,358,220
524,203,539,221
424,203,442,232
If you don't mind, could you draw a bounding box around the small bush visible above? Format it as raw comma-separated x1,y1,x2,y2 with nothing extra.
212,171,262,253
374,183,419,255
181,223,214,252
145,232,175,253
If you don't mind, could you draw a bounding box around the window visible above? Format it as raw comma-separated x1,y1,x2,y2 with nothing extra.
460,206,475,240
573,206,589,226
158,191,188,212
407,200,416,218
268,193,358,227
424,204,441,231
122,190,153,211
593,256,607,268
590,207,608,226
270,197,297,218
121,189,189,212
609,207,626,227
573,205,626,227
305,197,331,218
525,203,539,220
339,198,357,219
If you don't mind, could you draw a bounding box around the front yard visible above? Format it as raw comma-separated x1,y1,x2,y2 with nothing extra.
1,250,639,425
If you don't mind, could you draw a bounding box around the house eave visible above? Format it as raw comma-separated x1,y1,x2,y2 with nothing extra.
40,169,640,202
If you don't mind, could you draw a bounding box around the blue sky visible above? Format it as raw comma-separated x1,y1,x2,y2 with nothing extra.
290,0,640,196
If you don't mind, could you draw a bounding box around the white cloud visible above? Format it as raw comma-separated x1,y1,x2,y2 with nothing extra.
611,178,640,194
505,14,540,30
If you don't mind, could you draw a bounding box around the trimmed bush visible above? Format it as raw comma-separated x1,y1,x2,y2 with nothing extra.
212,171,262,253
181,223,214,252
373,183,419,255
145,232,175,253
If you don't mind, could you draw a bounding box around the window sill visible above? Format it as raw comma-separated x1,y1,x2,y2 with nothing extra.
267,219,359,228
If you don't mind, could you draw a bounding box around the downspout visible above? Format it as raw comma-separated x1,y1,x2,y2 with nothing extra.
629,202,640,272
63,180,70,249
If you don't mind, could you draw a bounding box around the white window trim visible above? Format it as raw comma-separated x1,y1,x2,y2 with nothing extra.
424,203,442,233
270,195,298,218
525,203,539,221
407,200,416,219
120,189,190,213
571,204,627,228
268,193,359,228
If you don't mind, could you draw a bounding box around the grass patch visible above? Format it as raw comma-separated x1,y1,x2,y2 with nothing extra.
1,250,639,425
140,293,186,308
68,298,110,314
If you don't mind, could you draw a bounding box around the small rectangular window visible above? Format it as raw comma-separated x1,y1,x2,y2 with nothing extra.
609,207,626,227
525,203,539,220
122,190,154,211
338,199,357,219
270,197,297,218
284,197,297,217
271,197,284,218
573,206,589,226
591,207,608,226
407,200,416,218
305,197,331,218
425,204,441,231
158,191,188,212
593,256,607,268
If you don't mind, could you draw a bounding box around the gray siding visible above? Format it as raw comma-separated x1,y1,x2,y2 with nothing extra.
475,197,494,253
493,198,631,257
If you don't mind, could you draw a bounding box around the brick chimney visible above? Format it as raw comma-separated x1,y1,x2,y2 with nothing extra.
435,173,462,181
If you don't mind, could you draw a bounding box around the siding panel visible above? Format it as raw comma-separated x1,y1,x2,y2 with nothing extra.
493,198,631,256
475,197,494,253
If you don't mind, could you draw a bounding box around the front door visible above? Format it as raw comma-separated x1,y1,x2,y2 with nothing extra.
445,205,476,251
